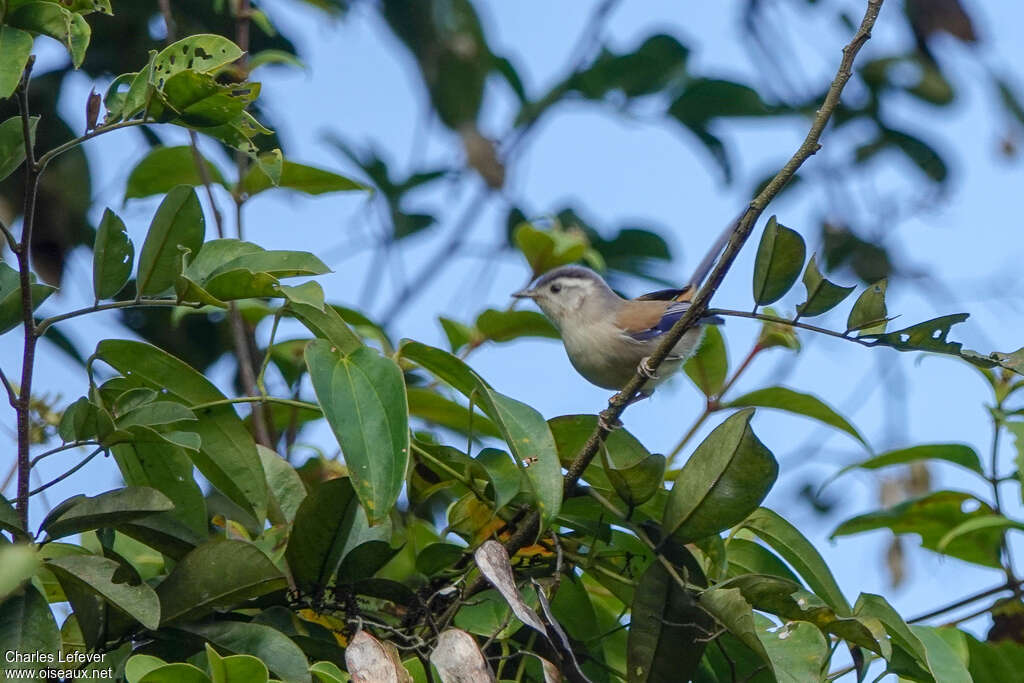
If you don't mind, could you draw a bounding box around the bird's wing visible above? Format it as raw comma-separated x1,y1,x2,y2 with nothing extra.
616,301,723,342
634,285,696,302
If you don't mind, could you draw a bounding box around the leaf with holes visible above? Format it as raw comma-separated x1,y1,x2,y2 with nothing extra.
797,255,854,317
861,313,971,356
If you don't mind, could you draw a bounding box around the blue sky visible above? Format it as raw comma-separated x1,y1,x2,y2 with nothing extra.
4,0,1024,673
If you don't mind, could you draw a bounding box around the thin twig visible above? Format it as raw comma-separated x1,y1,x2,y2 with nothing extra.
907,580,1018,623
34,120,149,171
35,298,203,336
708,309,877,347
30,440,101,467
0,366,17,407
30,448,104,497
493,0,885,570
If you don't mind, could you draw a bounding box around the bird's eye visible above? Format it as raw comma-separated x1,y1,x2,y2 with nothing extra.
550,283,561,294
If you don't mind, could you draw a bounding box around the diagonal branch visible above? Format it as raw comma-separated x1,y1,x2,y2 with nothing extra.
497,0,886,562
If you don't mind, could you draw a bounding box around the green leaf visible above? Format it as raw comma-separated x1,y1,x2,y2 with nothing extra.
628,562,711,683
287,301,362,355
513,222,591,277
742,507,852,615
137,185,205,296
125,146,227,200
126,654,170,683
965,633,1024,683
0,114,38,183
0,27,33,100
92,208,134,301
757,306,801,351
111,442,208,537
406,387,502,440
861,313,970,356
725,538,801,584
7,1,90,68
0,495,25,539
911,626,970,683
280,282,325,311
242,160,368,197
156,71,259,127
846,279,888,334
854,593,929,673
208,250,329,280
603,450,664,508
177,621,311,683
309,661,349,683
0,262,54,335
138,664,212,683
829,444,983,488
152,34,244,82
684,324,728,397
832,491,1003,567
669,78,770,124
796,254,854,317
416,543,465,576
726,386,866,447
156,538,286,624
663,409,778,543
249,50,306,72
699,587,828,683
474,448,521,512
937,515,1024,553
258,446,307,526
475,308,558,342
39,487,174,541
752,216,806,306
0,545,39,601
439,317,477,353
253,148,283,187
400,341,563,529
305,341,409,525
96,340,267,522
205,644,270,683
45,554,160,630
284,477,361,593
0,585,59,676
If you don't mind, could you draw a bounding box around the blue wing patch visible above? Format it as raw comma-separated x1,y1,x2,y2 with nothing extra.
626,302,723,341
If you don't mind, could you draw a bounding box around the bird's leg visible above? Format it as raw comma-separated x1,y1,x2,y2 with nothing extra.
598,413,622,431
638,356,659,380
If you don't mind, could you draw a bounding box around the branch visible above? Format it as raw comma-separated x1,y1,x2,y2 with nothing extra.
30,447,104,497
35,298,203,336
188,395,320,413
907,581,1019,624
497,0,885,563
707,308,877,347
30,440,101,467
35,120,150,171
15,56,40,531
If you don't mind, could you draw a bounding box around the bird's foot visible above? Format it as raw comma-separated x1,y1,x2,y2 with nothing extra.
638,357,659,380
598,413,623,431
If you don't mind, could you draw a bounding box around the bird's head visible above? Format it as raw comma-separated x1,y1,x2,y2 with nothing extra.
512,266,616,326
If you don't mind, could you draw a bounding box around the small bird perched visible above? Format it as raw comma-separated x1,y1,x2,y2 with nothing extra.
512,266,723,401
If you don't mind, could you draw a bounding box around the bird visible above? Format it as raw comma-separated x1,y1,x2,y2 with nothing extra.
512,265,723,403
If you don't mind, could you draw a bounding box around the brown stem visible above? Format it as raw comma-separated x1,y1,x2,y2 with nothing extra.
15,57,39,530
493,0,884,570
908,580,1018,624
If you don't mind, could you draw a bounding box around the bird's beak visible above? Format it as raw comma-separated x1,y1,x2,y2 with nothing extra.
511,288,536,299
